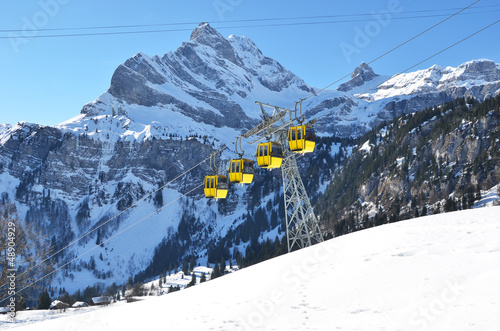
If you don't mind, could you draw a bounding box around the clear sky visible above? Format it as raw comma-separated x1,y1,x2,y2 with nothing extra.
1,0,499,126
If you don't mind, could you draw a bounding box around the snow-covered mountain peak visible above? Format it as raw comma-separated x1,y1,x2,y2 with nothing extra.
352,61,377,78
190,22,225,43
69,23,315,144
185,22,243,68
360,58,500,101
307,58,500,137
453,58,500,82
337,62,379,92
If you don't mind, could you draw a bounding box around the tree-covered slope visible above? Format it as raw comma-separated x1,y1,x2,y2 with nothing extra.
317,96,500,236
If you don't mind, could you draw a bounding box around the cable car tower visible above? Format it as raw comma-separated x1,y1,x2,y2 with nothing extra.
242,101,323,252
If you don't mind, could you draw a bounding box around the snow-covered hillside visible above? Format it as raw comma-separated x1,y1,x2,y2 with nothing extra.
4,207,499,330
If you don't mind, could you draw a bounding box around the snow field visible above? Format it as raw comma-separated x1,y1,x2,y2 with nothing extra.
3,206,499,330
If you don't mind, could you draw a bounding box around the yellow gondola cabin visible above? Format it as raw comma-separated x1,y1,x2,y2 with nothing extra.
204,175,228,199
229,159,254,184
288,125,316,153
257,142,283,169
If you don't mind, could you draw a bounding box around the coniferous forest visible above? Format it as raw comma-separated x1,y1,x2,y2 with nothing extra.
316,96,500,236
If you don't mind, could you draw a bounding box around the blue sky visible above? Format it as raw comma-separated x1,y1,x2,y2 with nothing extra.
1,0,499,126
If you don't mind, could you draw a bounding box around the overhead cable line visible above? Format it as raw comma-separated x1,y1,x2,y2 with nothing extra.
0,8,497,39
1,4,498,34
299,0,483,103
310,19,500,125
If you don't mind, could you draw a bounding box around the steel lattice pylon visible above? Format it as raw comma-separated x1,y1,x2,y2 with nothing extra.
278,131,323,252
243,101,323,252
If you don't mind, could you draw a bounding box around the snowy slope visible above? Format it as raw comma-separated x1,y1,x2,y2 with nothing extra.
4,206,500,330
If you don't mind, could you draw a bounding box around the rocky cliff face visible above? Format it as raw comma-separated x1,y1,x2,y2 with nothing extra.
1,22,500,292
0,122,214,269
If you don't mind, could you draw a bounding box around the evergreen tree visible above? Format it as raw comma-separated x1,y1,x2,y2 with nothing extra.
75,289,83,302
16,294,26,311
89,256,96,270
220,258,226,275
212,263,220,279
461,195,468,210
153,183,163,208
421,206,428,217
434,202,441,214
444,197,457,212
189,255,197,273
474,185,482,202
182,259,189,275
186,274,197,288
132,283,144,297
168,285,180,293
38,290,51,309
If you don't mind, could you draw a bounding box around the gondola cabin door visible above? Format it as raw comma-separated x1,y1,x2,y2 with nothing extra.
256,142,283,169
204,175,228,199
289,125,315,153
229,159,254,184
